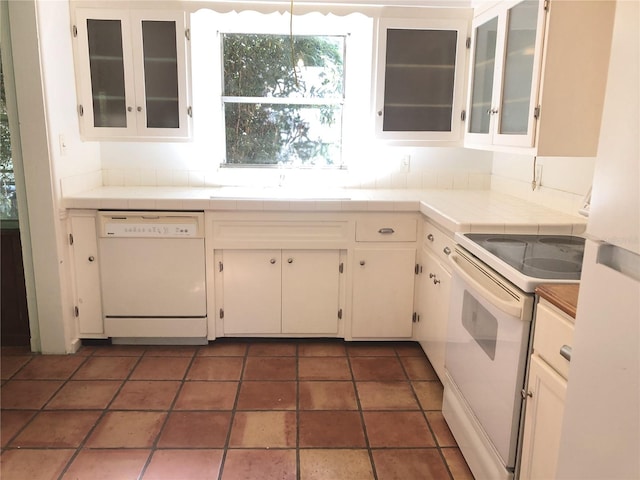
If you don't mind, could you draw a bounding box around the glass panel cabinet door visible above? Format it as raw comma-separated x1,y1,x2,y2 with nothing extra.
86,19,128,128
382,28,458,133
141,20,180,129
499,0,539,135
468,16,498,135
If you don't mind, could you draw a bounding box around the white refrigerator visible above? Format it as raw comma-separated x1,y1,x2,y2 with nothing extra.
556,1,640,479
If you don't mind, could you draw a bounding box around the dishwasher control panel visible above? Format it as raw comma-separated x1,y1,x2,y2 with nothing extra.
99,212,204,238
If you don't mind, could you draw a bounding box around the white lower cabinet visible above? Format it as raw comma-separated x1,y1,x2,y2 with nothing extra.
519,354,567,480
351,248,416,338
219,249,341,335
415,246,451,380
520,298,575,479
68,212,104,336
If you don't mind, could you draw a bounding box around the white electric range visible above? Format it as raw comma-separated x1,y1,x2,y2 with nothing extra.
443,233,585,480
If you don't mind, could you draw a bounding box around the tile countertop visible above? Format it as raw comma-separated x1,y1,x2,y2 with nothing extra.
63,186,586,235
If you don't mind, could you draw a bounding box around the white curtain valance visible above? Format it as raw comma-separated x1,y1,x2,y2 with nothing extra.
111,0,470,18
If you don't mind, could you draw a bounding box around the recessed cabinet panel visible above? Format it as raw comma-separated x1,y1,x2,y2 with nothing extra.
383,29,457,132
468,16,498,135
499,0,538,135
141,20,180,128
86,19,128,128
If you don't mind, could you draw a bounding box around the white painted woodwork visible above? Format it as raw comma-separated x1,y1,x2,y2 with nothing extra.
374,15,471,144
281,250,340,334
351,248,415,338
465,0,615,156
73,8,191,140
416,246,450,380
532,300,574,379
519,354,567,480
221,249,282,334
69,213,104,336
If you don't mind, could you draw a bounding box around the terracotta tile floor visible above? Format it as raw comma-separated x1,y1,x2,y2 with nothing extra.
0,340,474,480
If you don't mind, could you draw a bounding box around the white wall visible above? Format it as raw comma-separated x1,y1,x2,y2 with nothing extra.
490,152,595,217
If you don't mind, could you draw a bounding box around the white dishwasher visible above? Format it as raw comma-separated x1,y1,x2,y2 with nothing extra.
98,211,207,344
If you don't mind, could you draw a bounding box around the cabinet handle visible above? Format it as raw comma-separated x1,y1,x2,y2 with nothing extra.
429,273,436,279
560,345,572,362
88,256,95,262
427,234,434,242
487,108,499,115
443,247,451,255
378,227,395,234
270,258,277,264
287,258,293,264
359,260,365,266
433,278,441,285
521,389,533,399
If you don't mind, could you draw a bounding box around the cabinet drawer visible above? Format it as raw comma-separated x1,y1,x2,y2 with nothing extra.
356,216,417,242
533,300,575,379
423,219,455,268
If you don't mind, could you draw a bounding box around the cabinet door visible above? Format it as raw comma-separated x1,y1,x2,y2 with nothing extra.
282,250,340,335
493,0,545,147
375,18,469,143
415,247,451,381
74,9,190,139
221,250,281,334
131,11,190,137
75,9,137,137
70,215,104,335
466,12,499,142
352,248,415,338
519,354,567,480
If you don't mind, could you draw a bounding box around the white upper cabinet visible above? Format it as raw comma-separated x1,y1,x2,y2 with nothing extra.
374,15,470,144
72,9,191,140
465,0,615,156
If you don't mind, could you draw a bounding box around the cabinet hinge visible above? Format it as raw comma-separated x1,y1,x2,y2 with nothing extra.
72,25,78,38
412,312,420,323
338,308,343,320
544,0,550,11
187,106,193,118
461,110,466,122
466,37,471,49
339,262,344,274
74,306,79,317
78,105,84,117
534,105,541,119
218,261,223,272
415,264,422,275
219,308,224,319
69,233,74,245
185,28,191,40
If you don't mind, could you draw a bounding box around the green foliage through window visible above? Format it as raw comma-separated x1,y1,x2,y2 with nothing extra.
1,49,18,220
222,33,345,167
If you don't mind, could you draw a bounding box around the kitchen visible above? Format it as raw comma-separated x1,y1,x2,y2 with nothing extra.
1,0,638,479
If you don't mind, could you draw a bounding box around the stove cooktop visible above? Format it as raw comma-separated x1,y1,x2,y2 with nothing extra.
455,233,586,292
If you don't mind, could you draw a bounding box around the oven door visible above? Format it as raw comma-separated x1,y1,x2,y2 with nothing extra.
445,248,533,469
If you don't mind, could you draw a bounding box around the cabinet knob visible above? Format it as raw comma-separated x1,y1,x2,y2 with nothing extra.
359,260,365,266
443,246,451,255
88,256,95,262
127,106,133,112
287,258,293,264
427,234,434,242
270,258,277,264
377,110,383,117
137,106,142,112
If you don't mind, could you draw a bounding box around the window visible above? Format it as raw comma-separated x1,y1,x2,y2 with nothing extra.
222,33,345,167
1,50,17,220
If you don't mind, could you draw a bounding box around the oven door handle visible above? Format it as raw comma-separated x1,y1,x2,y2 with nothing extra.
450,253,523,318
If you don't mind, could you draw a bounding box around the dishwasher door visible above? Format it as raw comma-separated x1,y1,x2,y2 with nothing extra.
98,212,206,339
